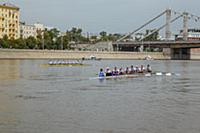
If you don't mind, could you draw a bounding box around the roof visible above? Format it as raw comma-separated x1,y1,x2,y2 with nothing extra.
0,3,20,10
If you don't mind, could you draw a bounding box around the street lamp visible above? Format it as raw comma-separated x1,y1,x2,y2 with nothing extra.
42,34,45,50
60,32,66,50
61,35,63,50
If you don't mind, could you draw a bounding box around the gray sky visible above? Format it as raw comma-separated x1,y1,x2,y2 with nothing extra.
3,0,200,34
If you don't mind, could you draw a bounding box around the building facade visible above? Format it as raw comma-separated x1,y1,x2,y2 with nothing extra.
176,28,200,54
176,28,200,41
20,22,37,39
0,3,20,39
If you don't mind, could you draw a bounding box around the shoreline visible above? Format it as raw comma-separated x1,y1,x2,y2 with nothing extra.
0,49,170,60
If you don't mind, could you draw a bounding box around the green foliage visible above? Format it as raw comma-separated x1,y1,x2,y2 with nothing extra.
143,29,159,41
99,31,122,42
0,27,124,50
26,37,37,49
0,35,9,48
99,31,108,41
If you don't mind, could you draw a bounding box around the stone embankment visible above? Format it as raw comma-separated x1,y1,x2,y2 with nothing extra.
0,49,170,60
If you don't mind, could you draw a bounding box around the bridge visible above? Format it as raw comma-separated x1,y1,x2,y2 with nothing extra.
113,9,200,60
113,41,200,49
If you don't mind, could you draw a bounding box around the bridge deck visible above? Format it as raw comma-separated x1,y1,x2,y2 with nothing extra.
113,41,200,48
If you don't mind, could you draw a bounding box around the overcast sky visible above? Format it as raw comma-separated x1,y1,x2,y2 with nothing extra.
2,0,200,34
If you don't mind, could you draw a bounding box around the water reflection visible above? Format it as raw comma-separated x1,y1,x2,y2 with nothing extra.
0,60,20,81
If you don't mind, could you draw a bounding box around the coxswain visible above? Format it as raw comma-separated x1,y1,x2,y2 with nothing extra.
99,68,105,77
112,67,119,76
105,67,112,76
146,64,152,73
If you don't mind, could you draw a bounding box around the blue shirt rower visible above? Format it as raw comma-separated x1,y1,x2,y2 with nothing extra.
99,68,105,77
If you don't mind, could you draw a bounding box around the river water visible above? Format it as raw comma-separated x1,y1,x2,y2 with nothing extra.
0,59,200,133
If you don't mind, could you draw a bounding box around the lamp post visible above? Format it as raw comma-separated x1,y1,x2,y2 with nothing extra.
61,34,63,50
42,35,45,50
60,32,66,50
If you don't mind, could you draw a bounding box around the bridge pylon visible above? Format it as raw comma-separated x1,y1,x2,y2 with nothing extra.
165,9,172,40
183,12,189,41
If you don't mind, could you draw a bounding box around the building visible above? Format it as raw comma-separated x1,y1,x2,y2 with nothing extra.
0,3,20,39
20,22,37,39
176,28,200,54
176,28,200,41
45,26,55,30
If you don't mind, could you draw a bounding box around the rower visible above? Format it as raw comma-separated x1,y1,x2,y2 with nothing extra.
124,67,129,74
112,67,119,76
99,68,105,77
119,67,124,75
105,67,112,76
146,64,152,73
135,66,140,73
139,65,145,73
129,65,135,74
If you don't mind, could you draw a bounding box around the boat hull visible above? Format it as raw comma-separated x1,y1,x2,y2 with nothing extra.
42,64,89,67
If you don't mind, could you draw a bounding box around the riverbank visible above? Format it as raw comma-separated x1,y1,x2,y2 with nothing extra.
0,49,170,60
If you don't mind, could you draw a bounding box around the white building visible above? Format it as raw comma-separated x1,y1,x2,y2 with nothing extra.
20,22,37,39
176,28,200,41
45,26,55,30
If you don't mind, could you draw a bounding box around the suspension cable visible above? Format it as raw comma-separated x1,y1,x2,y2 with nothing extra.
139,14,183,41
116,10,167,42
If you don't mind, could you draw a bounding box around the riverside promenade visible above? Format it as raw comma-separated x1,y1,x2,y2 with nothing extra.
0,49,170,60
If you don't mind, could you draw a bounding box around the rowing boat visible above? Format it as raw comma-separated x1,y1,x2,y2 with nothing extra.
90,73,151,80
98,74,142,79
90,72,180,80
44,59,89,67
41,63,90,67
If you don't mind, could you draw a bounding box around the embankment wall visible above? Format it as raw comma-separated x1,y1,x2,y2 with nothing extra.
0,49,170,60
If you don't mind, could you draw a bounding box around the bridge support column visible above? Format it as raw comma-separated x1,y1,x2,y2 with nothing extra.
113,43,119,51
163,48,171,59
171,48,190,60
165,9,172,40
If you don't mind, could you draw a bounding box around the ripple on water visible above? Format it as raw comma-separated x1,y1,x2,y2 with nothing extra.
15,95,45,100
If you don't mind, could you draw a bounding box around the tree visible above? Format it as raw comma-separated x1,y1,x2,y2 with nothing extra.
90,35,98,43
43,28,58,49
25,36,37,49
143,29,159,41
0,35,9,48
68,27,85,43
12,38,26,49
99,31,108,41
